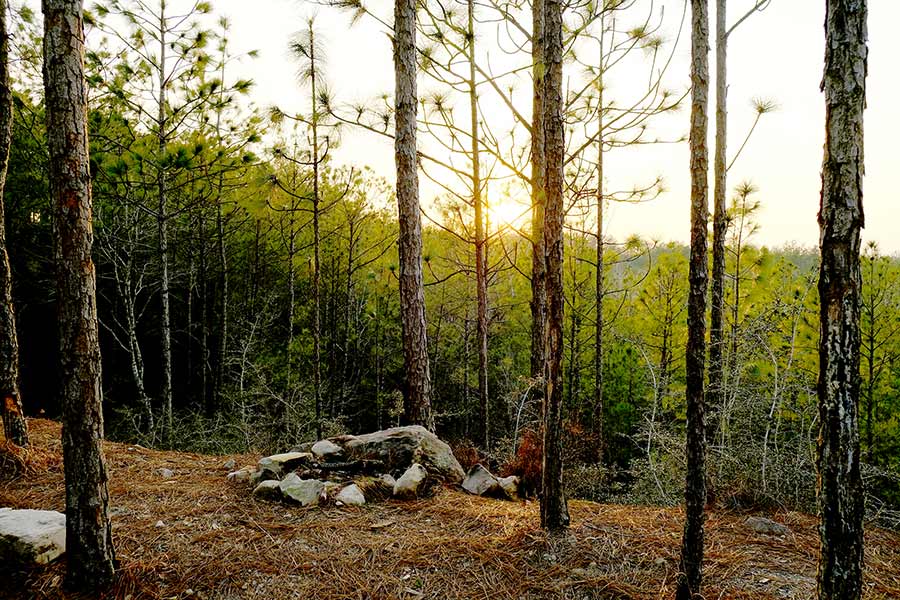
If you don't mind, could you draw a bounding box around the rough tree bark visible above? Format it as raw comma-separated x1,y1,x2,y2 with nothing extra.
0,0,27,447
394,0,434,431
530,0,547,384
676,0,709,597
707,0,726,443
816,1,867,598
593,35,605,463
539,0,569,532
42,0,116,588
156,4,173,440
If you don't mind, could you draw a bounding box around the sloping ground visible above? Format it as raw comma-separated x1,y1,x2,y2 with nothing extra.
1,420,898,600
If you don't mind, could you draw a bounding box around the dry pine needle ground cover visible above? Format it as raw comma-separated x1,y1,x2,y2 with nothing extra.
1,419,898,600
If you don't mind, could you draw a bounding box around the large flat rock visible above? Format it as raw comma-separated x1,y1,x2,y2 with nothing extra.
0,508,66,565
334,426,465,483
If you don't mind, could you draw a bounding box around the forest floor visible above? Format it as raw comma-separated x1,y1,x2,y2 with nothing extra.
1,420,899,600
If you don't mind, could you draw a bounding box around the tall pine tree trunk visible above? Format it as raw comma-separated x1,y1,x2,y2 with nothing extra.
708,0,727,443
0,0,26,447
394,0,434,431
530,0,547,383
593,34,605,462
539,0,569,532
676,0,709,597
42,0,115,588
817,1,867,598
467,0,489,449
156,9,173,441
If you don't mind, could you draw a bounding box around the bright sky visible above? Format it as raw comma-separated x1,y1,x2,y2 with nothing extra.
56,1,900,252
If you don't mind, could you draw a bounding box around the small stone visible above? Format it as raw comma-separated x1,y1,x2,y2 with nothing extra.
380,473,397,487
226,467,255,483
222,458,236,470
0,508,66,565
571,568,589,578
336,484,366,506
311,439,344,460
745,516,791,536
497,475,519,499
158,468,174,479
252,480,283,501
280,474,325,506
155,520,165,528
393,463,428,499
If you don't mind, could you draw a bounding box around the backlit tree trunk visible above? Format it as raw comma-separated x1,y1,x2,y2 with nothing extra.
42,0,115,588
539,0,569,532
0,0,26,447
676,0,709,597
816,1,867,598
394,0,434,431
707,0,726,442
530,0,546,383
467,0,490,450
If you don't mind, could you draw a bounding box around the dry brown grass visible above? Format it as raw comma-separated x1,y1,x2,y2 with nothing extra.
1,419,898,600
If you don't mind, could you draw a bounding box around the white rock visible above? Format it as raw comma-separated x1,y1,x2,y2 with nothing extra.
311,440,344,460
155,520,165,528
226,467,255,483
252,480,282,501
222,458,236,470
336,484,366,506
158,468,174,479
0,508,66,565
279,474,325,506
393,463,428,499
380,473,397,487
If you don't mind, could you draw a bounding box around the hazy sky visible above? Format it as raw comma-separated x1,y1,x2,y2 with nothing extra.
76,1,900,252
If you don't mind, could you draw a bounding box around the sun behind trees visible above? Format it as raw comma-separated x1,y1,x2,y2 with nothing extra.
0,0,893,597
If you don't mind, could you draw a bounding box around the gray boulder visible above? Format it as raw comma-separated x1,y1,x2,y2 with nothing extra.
335,426,465,483
257,452,314,478
462,464,502,496
0,508,66,565
393,463,428,499
336,484,366,506
461,464,518,500
745,516,791,536
222,458,237,470
280,474,325,506
311,440,344,460
252,480,283,501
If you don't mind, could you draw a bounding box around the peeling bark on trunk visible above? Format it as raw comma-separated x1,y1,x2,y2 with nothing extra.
394,0,434,431
707,0,727,443
539,0,569,532
0,0,26,447
816,2,867,599
42,0,116,588
676,0,709,597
